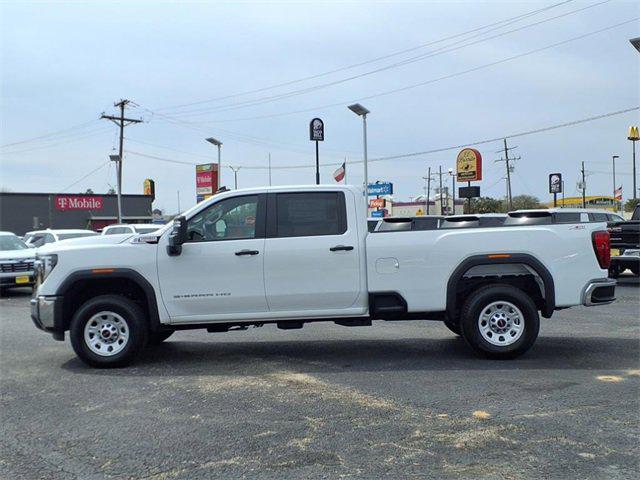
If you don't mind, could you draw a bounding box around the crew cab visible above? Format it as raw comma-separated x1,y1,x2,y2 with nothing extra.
608,204,640,277
30,185,616,367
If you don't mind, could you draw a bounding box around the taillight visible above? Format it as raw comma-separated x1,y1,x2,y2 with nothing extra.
592,230,610,269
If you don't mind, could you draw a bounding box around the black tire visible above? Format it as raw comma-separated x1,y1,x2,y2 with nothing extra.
70,295,148,368
459,284,539,360
443,318,462,336
148,330,174,345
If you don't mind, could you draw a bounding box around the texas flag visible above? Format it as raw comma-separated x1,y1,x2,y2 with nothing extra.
614,186,622,201
333,162,346,183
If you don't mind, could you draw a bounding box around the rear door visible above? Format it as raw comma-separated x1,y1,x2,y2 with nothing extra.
263,190,364,314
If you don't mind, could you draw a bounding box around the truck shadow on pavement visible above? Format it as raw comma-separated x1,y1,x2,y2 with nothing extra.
61,334,640,377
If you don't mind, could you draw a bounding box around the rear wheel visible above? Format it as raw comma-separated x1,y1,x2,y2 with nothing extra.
70,295,148,368
460,285,539,360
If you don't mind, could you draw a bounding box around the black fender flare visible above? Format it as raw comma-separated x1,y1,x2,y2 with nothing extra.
56,268,162,331
446,254,555,318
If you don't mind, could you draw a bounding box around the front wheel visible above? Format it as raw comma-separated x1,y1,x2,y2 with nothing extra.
70,295,148,368
459,285,539,360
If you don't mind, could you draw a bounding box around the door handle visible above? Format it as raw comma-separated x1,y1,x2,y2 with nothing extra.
235,249,259,256
330,245,354,252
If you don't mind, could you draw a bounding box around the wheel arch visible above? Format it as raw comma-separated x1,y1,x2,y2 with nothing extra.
56,268,161,332
446,254,555,319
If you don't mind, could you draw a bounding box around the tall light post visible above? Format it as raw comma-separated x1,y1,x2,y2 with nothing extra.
348,103,370,212
612,155,619,211
229,166,241,190
109,154,122,223
205,137,222,191
628,126,639,199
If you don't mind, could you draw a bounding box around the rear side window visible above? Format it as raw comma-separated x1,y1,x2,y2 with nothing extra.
275,192,346,237
555,213,581,224
412,217,440,230
589,213,608,222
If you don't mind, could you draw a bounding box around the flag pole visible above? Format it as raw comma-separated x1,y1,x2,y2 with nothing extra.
344,157,347,184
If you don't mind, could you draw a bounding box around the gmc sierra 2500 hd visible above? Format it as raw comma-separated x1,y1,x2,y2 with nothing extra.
31,185,616,367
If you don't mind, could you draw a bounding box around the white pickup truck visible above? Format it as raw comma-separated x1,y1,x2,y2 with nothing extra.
31,185,616,367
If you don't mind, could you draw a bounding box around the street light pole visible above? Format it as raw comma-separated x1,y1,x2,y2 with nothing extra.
448,168,456,215
348,103,370,213
229,166,241,189
205,137,223,191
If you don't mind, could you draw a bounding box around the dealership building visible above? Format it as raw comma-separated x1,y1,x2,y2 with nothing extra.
0,192,155,235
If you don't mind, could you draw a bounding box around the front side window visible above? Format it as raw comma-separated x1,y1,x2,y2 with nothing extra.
589,213,608,222
275,192,346,237
104,227,131,235
29,234,46,247
44,233,56,243
187,195,258,242
58,232,98,240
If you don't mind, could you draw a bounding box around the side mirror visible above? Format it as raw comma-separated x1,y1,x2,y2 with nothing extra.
167,216,187,256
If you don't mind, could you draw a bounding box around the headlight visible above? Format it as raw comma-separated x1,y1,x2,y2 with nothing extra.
35,254,58,282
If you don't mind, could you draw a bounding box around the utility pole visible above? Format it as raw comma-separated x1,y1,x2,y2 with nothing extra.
438,166,444,215
581,161,586,208
422,167,433,215
101,99,142,223
494,139,519,211
229,166,241,189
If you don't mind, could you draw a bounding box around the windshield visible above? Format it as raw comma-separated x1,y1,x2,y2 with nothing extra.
0,235,29,251
58,232,98,240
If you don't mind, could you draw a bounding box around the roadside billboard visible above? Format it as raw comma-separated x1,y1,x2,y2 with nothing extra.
456,148,482,182
369,198,386,209
196,163,219,202
368,182,393,196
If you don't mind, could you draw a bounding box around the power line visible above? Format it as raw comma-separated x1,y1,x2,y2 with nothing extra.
168,0,609,118
61,162,110,192
182,17,637,124
0,128,112,156
153,0,576,114
127,106,638,171
0,119,100,148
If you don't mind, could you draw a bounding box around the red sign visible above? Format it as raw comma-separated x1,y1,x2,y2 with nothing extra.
55,196,103,211
196,163,219,196
369,198,386,208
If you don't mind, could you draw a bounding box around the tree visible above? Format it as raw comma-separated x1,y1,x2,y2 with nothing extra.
511,194,541,210
624,198,640,213
466,197,504,214
85,188,94,194
107,187,116,195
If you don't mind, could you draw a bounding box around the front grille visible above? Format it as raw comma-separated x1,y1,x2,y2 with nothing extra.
0,261,34,273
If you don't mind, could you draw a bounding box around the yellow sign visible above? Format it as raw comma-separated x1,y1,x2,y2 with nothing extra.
629,125,639,141
143,178,155,198
416,209,424,216
456,148,482,182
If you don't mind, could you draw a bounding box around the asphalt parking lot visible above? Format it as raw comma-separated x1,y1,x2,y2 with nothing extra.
1,277,639,480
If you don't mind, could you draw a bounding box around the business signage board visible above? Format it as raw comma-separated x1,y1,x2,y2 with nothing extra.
458,186,481,199
196,163,218,196
368,182,393,196
371,210,385,218
549,173,562,194
456,148,482,182
55,196,103,211
309,118,324,141
369,198,386,208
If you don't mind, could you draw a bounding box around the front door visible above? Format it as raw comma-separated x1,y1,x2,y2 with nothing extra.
157,194,268,322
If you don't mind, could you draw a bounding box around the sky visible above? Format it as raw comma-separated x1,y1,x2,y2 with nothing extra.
1,0,639,214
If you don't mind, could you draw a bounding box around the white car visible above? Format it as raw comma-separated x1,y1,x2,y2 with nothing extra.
31,185,615,367
101,224,161,235
24,229,98,248
0,231,36,289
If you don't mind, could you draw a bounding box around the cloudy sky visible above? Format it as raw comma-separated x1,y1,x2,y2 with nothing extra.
1,0,638,213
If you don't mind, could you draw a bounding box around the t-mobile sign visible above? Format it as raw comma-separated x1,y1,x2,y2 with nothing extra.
55,196,103,211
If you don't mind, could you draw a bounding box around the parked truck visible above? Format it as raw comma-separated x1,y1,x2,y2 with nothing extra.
31,185,616,367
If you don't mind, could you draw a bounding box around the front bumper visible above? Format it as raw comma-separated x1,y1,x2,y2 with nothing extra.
610,250,640,270
582,278,616,306
0,272,35,287
30,294,64,341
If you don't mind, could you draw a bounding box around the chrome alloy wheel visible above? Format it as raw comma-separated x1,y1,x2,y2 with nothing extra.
84,311,130,356
478,301,524,346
